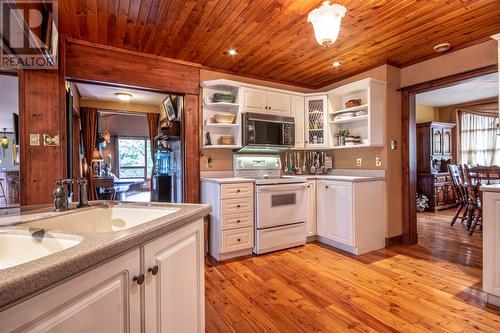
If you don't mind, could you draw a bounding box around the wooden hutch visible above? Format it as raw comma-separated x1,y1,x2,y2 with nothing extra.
416,122,456,211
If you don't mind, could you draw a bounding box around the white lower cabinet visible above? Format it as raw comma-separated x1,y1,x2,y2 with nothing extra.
305,180,317,239
202,180,255,261
316,180,385,254
144,220,204,333
482,190,500,306
1,219,205,333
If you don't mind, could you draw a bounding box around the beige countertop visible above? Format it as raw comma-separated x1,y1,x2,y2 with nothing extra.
201,177,256,184
285,175,386,182
0,201,211,310
480,184,500,193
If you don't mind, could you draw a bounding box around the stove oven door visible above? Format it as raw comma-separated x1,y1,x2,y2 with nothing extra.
256,183,308,229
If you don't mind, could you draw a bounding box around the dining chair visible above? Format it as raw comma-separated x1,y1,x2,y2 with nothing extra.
447,164,468,226
463,165,500,235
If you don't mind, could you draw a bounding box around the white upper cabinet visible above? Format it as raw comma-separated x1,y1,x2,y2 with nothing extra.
241,87,291,115
268,91,292,115
305,95,328,148
241,87,267,113
291,95,305,148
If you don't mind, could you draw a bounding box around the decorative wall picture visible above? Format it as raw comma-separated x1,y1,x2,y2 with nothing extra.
163,95,177,121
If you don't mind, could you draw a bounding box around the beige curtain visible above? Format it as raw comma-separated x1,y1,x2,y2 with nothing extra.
80,107,99,200
455,99,498,164
147,113,159,199
460,112,498,165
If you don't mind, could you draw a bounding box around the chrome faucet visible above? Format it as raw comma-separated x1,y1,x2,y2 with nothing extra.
76,177,91,208
53,179,73,212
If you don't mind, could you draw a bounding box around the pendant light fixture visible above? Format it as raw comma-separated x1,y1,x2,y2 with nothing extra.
308,1,347,48
0,129,9,157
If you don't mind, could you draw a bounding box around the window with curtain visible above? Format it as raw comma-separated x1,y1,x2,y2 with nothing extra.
117,137,153,179
460,112,500,166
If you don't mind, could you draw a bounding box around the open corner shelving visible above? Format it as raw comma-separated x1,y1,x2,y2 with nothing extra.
201,80,242,149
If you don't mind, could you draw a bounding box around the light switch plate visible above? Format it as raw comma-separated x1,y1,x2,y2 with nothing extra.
391,140,398,150
356,158,362,167
376,156,382,167
43,134,60,146
29,134,40,146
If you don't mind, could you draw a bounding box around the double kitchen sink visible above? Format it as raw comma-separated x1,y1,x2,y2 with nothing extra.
0,205,179,270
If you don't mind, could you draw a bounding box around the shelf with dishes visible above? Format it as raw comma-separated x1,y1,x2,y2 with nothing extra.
202,80,242,149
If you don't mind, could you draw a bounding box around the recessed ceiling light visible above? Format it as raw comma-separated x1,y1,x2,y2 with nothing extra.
226,49,238,56
332,61,341,67
114,92,133,101
434,42,451,53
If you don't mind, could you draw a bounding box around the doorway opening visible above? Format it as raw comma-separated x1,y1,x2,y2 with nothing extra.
67,81,184,203
402,66,498,268
0,73,20,212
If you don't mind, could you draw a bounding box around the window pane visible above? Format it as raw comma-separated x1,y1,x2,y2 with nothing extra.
119,139,146,167
146,139,153,178
119,168,145,178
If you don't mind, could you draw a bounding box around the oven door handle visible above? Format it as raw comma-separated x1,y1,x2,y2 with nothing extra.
257,184,308,192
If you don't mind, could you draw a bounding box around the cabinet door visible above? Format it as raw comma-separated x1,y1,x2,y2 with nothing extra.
316,180,327,237
267,91,291,115
442,128,453,156
241,87,267,113
144,219,205,333
291,95,305,148
305,96,328,148
1,249,141,333
431,127,443,155
325,181,354,246
306,180,317,237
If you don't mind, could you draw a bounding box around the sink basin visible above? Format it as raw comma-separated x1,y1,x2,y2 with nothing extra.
0,230,81,270
28,206,180,233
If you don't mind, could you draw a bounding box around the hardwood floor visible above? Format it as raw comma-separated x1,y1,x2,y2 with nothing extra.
205,210,500,332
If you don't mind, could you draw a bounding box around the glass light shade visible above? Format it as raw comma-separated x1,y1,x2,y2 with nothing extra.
92,148,103,161
307,1,347,47
102,130,111,143
0,136,8,149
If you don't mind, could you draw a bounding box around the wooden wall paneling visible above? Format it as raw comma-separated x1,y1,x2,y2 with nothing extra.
65,40,201,95
183,94,200,203
19,70,65,205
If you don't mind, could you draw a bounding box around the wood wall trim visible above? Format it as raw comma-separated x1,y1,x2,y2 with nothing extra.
64,38,202,69
65,39,200,95
183,94,200,203
400,64,498,245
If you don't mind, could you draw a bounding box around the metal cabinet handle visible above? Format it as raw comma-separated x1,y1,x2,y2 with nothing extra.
237,238,241,242
133,274,145,285
325,185,329,188
148,265,159,276
237,204,241,208
237,219,241,223
237,189,241,193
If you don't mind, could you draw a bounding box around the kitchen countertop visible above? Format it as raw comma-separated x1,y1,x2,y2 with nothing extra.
480,184,500,193
201,177,256,184
285,175,386,182
0,201,211,310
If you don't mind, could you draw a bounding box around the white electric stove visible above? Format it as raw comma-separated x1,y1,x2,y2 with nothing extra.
234,154,307,254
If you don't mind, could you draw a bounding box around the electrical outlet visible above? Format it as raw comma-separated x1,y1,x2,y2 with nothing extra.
376,156,382,167
29,134,40,146
356,158,362,167
43,134,60,146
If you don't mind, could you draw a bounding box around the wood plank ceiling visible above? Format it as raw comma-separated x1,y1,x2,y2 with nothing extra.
59,0,500,89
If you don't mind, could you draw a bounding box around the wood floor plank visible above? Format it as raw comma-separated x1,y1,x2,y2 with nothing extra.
205,210,500,332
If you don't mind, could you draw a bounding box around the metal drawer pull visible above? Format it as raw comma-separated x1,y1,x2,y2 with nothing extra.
237,220,241,223
237,189,241,193
237,204,241,208
133,274,145,285
148,265,159,276
237,238,241,242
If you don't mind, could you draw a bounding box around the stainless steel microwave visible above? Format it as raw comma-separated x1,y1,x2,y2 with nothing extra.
241,113,295,148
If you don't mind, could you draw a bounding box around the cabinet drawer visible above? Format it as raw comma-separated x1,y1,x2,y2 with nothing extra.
221,197,253,215
221,183,254,199
221,227,254,253
222,211,254,230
